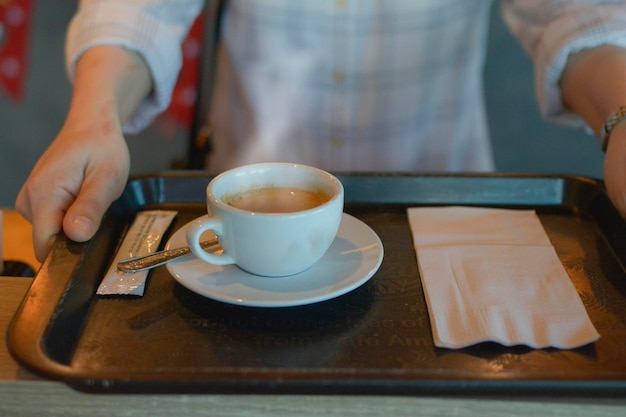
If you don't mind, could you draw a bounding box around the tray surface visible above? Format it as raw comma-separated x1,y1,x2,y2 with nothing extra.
7,173,626,395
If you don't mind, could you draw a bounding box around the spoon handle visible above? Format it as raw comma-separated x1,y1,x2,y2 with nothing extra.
117,238,219,273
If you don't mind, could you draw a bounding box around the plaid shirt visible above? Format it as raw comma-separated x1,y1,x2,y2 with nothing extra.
67,0,626,172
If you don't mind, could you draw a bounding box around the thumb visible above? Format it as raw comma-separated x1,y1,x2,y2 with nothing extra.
62,171,128,243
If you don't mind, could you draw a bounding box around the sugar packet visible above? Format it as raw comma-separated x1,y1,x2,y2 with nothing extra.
97,210,177,296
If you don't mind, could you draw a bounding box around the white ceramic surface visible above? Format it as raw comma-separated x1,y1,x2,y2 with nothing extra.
167,213,383,307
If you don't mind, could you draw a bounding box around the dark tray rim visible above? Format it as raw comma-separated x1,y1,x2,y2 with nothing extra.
7,172,626,396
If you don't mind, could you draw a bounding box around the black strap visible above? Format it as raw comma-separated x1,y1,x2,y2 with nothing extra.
187,0,226,170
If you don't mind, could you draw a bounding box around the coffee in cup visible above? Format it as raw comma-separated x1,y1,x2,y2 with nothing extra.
186,163,344,277
223,186,331,213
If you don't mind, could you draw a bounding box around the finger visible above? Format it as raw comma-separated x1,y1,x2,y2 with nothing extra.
62,168,128,243
31,212,63,262
16,182,74,262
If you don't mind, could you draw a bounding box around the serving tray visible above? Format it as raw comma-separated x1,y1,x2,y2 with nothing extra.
7,173,626,395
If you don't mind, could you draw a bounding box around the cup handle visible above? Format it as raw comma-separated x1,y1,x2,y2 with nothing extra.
186,216,235,265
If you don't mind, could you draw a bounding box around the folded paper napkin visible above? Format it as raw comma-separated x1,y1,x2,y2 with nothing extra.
407,206,600,349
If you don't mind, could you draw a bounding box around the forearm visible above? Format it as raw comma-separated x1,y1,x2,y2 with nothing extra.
560,45,626,137
65,45,153,134
65,1,204,133
560,45,626,218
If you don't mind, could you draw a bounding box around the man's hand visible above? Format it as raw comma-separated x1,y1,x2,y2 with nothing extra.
16,120,130,262
560,46,626,218
603,122,626,218
15,46,152,262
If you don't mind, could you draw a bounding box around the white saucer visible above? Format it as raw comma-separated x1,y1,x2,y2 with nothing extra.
165,213,384,307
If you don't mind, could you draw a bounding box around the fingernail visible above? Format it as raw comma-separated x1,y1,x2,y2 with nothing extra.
71,216,95,237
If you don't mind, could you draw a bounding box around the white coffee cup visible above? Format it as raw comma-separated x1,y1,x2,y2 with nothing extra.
186,163,344,277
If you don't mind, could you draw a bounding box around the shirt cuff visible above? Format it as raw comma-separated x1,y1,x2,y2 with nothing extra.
534,10,626,132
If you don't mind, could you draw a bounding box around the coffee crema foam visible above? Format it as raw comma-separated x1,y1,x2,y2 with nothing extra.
223,187,331,213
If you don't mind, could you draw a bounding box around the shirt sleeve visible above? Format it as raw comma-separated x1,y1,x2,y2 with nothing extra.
65,0,204,133
502,0,626,131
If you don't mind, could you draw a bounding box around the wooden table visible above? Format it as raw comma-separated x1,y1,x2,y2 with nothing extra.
2,209,38,272
1,209,625,416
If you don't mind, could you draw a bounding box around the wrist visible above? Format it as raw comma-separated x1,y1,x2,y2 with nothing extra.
560,46,626,139
602,106,626,152
605,118,626,154
70,46,152,125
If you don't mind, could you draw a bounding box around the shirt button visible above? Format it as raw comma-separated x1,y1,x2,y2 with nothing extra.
336,0,347,10
333,70,345,83
331,137,343,148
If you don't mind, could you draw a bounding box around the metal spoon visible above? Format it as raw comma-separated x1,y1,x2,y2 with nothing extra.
117,238,220,273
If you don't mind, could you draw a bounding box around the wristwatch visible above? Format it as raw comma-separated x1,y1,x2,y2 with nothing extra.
602,106,626,152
